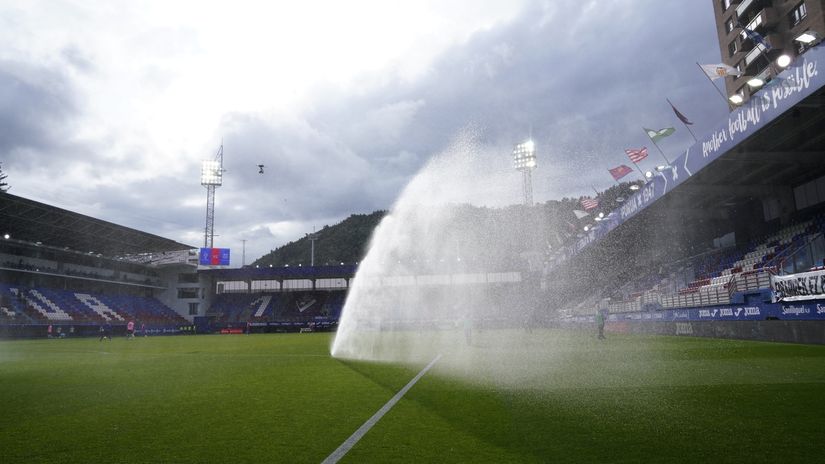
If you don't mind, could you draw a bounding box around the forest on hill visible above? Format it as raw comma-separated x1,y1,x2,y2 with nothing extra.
252,182,639,268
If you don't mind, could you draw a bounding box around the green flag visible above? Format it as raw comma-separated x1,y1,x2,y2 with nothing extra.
644,127,675,143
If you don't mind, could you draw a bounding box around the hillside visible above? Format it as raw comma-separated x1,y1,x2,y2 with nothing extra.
252,181,640,267
252,211,386,267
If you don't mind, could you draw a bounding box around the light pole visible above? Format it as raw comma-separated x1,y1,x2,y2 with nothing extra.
307,231,319,267
201,144,224,248
513,140,537,206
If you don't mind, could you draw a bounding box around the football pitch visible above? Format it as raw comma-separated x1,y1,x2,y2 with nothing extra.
1,330,824,463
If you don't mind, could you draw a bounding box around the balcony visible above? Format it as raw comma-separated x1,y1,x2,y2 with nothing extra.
735,0,755,18
744,43,767,66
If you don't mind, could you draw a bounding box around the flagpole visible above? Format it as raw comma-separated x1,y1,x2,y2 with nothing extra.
630,161,647,180
696,62,734,110
643,128,671,165
667,98,698,143
590,185,600,197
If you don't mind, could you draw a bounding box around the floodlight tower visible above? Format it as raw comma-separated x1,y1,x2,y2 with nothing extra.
307,229,319,266
513,140,537,206
201,144,224,248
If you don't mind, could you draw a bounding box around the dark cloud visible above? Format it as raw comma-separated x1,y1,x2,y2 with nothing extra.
172,0,729,259
293,1,726,204
0,59,78,162
1,1,732,262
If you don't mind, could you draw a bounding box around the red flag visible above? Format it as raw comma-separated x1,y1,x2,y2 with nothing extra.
669,100,693,125
625,147,648,163
580,197,599,211
608,164,633,181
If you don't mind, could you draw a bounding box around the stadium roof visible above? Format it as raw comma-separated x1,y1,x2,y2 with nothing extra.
0,192,194,256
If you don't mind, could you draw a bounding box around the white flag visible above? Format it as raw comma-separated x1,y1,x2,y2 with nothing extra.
700,63,741,80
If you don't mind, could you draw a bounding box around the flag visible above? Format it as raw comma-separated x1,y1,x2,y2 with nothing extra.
573,209,589,219
625,147,649,163
669,101,693,125
644,127,675,142
739,23,772,50
700,63,742,80
608,164,633,181
580,197,599,211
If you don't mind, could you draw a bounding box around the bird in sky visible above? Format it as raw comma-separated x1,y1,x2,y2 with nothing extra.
257,164,264,174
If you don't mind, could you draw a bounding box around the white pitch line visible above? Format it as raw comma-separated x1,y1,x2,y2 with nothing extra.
322,354,442,464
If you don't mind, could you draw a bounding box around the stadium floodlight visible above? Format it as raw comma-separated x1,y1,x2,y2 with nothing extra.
3,233,8,239
795,31,818,44
746,77,764,88
645,171,653,179
598,212,604,219
729,93,744,105
583,225,590,232
202,145,225,248
513,139,537,206
629,184,640,191
655,165,669,172
200,160,222,186
776,54,792,68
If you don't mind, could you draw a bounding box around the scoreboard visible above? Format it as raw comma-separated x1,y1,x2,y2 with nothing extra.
199,248,230,266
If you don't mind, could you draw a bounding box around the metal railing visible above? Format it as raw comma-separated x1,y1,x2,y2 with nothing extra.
764,231,823,275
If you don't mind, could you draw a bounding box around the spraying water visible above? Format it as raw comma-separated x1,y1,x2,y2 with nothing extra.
330,130,574,385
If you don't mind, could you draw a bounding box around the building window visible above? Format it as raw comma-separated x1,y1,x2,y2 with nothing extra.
728,40,738,57
177,272,199,283
726,18,735,33
177,287,199,299
790,2,807,26
188,302,199,315
721,0,731,11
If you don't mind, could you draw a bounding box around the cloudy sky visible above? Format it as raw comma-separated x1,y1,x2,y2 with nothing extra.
0,1,730,264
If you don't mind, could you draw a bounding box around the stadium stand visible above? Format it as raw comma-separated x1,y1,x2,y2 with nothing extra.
208,290,346,324
0,283,187,325
0,192,197,338
586,210,825,315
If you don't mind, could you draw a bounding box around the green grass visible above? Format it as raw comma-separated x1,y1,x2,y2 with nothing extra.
1,331,824,463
